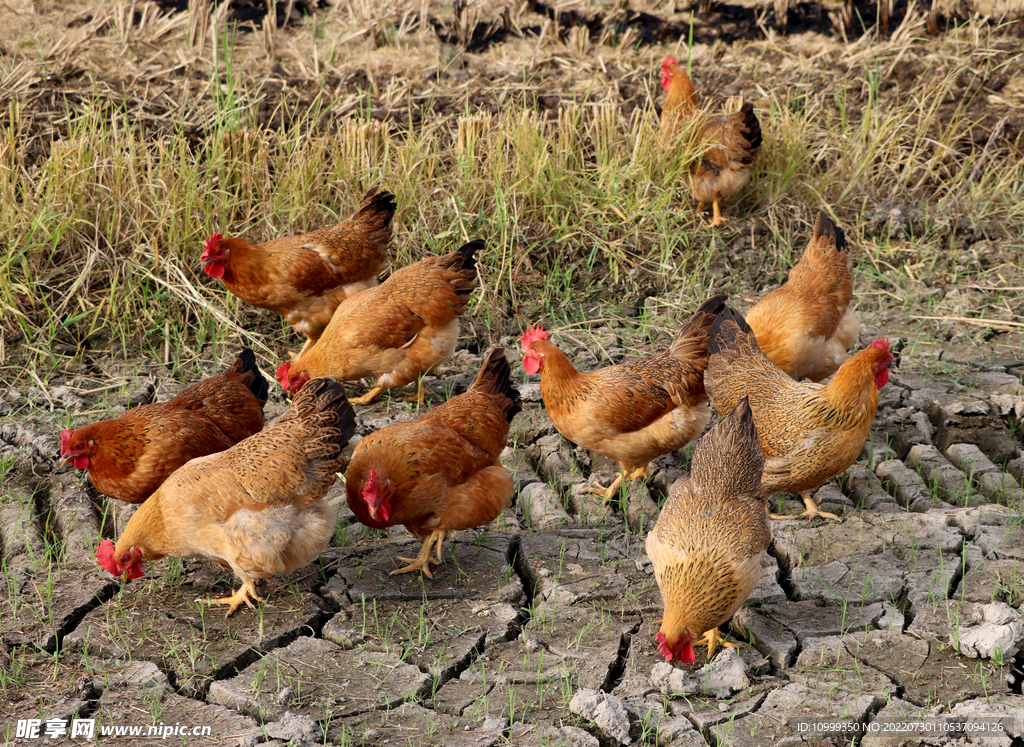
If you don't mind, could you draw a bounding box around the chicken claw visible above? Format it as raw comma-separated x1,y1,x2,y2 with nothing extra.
349,385,385,407
771,492,841,522
708,199,727,228
197,578,263,617
583,466,648,502
694,627,740,660
391,529,446,578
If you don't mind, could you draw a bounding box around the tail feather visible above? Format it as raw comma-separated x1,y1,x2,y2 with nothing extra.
708,305,756,357
353,187,397,232
690,396,764,499
472,348,522,423
234,348,270,403
740,102,763,155
669,293,728,357
812,210,845,253
450,240,482,274
286,377,357,459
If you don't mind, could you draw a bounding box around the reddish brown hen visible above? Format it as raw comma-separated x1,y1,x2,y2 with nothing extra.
201,187,395,355
705,307,893,521
345,348,520,577
521,295,726,500
60,349,268,504
745,210,859,382
660,56,761,227
95,378,356,616
276,240,480,406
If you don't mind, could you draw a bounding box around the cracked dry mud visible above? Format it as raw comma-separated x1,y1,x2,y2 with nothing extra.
3,331,1024,747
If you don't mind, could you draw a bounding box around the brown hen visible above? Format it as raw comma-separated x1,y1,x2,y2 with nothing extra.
276,240,480,405
705,307,893,521
60,349,268,504
95,378,356,616
660,56,762,227
646,396,768,664
345,348,520,577
520,295,726,500
201,187,396,355
745,210,859,382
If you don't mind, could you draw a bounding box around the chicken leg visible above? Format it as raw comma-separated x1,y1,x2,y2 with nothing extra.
694,627,740,660
197,576,262,617
771,490,841,522
392,529,446,578
583,466,647,501
709,198,727,228
349,384,385,407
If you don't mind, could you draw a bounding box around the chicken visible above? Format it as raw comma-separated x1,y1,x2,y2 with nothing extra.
705,307,893,521
345,348,520,577
660,56,762,227
200,187,396,356
520,295,726,501
94,378,356,616
646,396,768,664
60,349,268,505
276,240,480,406
745,210,859,382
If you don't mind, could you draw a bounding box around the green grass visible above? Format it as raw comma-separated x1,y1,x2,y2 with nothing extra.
1,6,1022,383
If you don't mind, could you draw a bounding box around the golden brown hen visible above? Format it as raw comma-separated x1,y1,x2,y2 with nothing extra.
660,56,762,227
201,187,396,356
345,348,520,577
95,378,356,616
276,240,480,405
60,349,268,504
745,210,859,382
705,307,893,521
646,396,768,664
520,295,726,500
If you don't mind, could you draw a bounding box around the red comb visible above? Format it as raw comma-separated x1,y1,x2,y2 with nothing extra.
520,324,549,348
95,539,119,576
203,233,223,253
275,361,292,390
656,631,674,661
871,337,891,354
59,429,73,456
662,55,677,69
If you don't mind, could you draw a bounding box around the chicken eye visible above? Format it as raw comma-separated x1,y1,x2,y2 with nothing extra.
76,442,84,449
120,553,131,563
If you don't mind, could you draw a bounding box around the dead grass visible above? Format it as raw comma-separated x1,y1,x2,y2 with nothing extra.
0,0,1022,382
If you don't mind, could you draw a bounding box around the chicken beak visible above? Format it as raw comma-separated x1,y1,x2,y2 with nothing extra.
58,455,72,466
119,569,131,582
368,505,378,520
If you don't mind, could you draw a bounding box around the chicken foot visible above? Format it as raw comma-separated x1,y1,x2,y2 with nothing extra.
694,627,740,660
349,385,385,407
391,529,446,578
695,200,727,228
770,490,841,522
197,576,263,617
583,466,647,501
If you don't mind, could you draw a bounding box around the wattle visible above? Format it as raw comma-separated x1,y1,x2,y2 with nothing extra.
523,356,542,376
72,455,90,470
679,642,695,664
204,262,225,280
875,368,890,390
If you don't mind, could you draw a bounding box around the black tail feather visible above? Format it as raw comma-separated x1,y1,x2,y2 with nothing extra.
454,240,483,273
357,187,397,228
302,377,357,450
813,210,846,253
741,102,763,153
473,348,522,423
235,348,270,403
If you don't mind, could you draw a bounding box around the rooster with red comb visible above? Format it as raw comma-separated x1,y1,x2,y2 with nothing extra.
520,295,727,500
